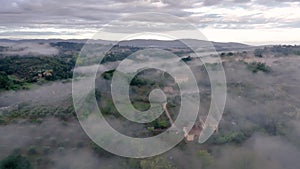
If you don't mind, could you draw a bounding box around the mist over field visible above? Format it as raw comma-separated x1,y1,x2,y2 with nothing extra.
0,42,59,56
0,39,299,168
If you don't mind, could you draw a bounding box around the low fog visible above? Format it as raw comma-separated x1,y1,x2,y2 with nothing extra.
0,117,299,169
0,42,59,56
0,63,117,108
1,55,300,168
0,118,127,169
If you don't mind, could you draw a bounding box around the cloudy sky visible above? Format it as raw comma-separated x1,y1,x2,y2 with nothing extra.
0,0,300,44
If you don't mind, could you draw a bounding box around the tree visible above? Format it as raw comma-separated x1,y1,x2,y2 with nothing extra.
197,150,214,169
181,56,192,62
140,156,177,169
232,153,255,169
247,62,270,73
254,49,263,58
227,52,234,56
0,155,33,169
0,72,12,89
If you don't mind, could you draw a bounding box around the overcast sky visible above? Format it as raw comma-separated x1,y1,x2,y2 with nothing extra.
0,0,300,44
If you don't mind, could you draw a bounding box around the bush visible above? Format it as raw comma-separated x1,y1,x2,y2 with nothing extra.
140,156,177,169
247,62,270,73
90,142,113,158
101,69,115,80
181,56,192,62
131,77,148,86
0,155,33,169
197,150,214,169
0,72,13,90
254,49,263,57
27,146,37,155
227,52,234,56
209,131,248,144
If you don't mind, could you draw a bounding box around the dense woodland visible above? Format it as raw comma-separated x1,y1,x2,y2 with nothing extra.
0,56,75,90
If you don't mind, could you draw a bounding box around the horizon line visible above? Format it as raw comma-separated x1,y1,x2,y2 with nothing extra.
1,38,300,46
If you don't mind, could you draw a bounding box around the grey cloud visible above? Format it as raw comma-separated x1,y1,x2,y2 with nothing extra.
0,0,299,38
201,0,251,6
202,0,221,6
0,31,63,36
189,13,278,29
253,0,300,7
234,0,251,3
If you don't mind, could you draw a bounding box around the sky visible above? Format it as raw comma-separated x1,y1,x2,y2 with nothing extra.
0,0,300,45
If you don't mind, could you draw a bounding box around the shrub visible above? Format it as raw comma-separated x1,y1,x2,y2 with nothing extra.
209,131,248,144
27,146,37,155
247,62,270,73
197,150,214,169
140,156,177,169
254,49,263,57
0,155,33,169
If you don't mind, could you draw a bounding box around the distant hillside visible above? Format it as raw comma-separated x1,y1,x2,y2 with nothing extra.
117,39,252,51
0,39,252,52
